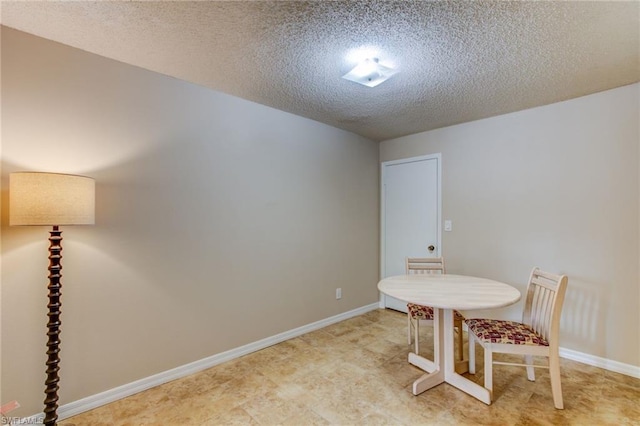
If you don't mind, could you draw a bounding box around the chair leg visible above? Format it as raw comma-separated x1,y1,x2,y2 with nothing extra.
455,319,464,361
414,319,420,354
484,344,493,399
549,351,564,409
407,314,412,346
468,332,476,374
525,354,535,381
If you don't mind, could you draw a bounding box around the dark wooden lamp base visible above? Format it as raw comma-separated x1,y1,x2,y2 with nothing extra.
44,226,63,426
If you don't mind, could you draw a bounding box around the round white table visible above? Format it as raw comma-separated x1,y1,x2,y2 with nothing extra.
378,274,521,403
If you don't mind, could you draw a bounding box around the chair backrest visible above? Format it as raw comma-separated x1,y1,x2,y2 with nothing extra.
406,257,446,274
522,267,568,347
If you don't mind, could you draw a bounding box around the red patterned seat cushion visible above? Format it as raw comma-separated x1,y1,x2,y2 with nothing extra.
407,303,465,322
465,318,549,346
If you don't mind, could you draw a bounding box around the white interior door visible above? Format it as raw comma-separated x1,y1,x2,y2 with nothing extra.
381,154,441,312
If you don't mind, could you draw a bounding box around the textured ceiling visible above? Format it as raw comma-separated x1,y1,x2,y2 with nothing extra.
1,1,639,142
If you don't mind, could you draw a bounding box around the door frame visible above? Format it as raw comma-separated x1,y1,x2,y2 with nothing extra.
380,153,442,308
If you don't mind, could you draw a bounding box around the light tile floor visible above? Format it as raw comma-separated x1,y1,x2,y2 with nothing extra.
60,309,639,425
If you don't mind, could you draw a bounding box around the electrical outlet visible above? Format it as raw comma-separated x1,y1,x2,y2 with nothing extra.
336,288,342,299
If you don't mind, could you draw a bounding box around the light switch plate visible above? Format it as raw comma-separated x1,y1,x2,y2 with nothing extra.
444,220,452,231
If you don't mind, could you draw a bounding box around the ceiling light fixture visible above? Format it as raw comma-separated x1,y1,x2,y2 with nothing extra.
342,58,398,88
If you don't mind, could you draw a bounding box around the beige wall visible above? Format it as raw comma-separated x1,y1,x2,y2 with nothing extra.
0,28,380,417
381,83,640,367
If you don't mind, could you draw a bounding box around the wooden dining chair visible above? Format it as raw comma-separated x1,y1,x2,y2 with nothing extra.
406,257,465,361
465,267,569,409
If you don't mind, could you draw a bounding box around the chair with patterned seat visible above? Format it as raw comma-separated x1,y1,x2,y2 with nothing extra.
465,267,568,409
406,257,465,361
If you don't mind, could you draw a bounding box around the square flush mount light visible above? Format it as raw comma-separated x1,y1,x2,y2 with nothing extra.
342,58,398,88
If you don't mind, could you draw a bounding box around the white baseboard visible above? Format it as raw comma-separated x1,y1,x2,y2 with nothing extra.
559,347,640,379
18,303,379,424
17,303,639,424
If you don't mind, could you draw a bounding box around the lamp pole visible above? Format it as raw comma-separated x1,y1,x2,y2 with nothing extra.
44,225,63,425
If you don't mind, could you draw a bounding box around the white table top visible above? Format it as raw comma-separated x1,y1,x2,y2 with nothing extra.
378,274,521,311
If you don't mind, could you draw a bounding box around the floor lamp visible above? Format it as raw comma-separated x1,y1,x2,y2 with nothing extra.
9,172,95,426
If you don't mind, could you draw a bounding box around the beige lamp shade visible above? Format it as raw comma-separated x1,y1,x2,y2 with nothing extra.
10,172,95,226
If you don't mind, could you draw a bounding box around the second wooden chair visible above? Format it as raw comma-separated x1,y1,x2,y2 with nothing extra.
406,257,465,361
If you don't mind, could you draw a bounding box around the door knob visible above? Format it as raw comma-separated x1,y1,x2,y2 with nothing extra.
428,245,435,252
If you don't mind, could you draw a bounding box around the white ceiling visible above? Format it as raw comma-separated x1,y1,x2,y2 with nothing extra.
1,1,639,142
